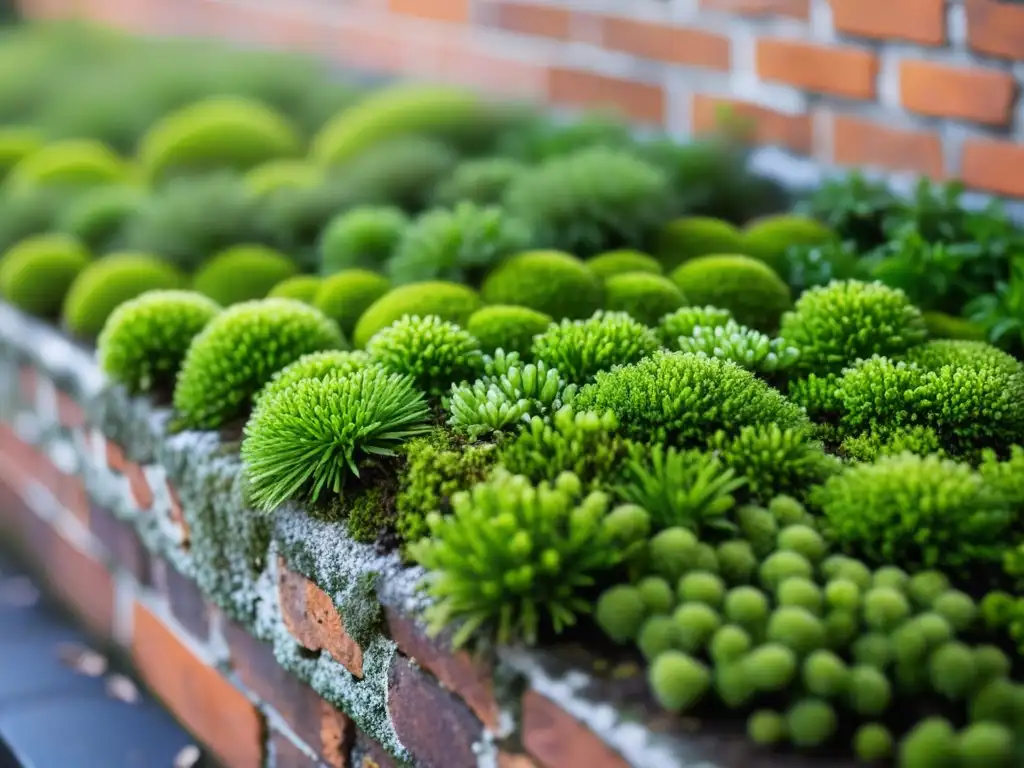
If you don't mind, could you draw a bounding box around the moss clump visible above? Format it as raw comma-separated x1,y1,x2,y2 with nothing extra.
243,159,321,198
313,269,391,340
658,305,733,347
57,184,145,253
657,216,746,271
742,214,838,275
596,585,648,644
903,339,1022,378
4,138,127,192
0,233,90,318
603,272,686,326
0,127,43,182
352,281,481,350
585,250,663,281
97,290,221,396
432,157,525,207
319,206,408,275
138,96,301,181
193,245,298,306
670,254,792,331
648,651,711,713
267,275,321,303
785,698,837,748
532,311,662,385
62,252,185,338
255,350,371,407
465,304,552,357
366,315,483,396
481,250,603,320
334,136,458,212
174,298,344,429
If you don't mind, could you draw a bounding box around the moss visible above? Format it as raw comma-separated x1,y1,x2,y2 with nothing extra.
193,245,298,306
57,184,145,253
670,254,792,332
353,281,481,350
244,159,321,198
0,233,90,319
267,274,321,303
465,304,552,357
432,156,525,207
344,486,393,544
743,214,838,275
923,311,987,341
4,138,128,192
603,272,685,326
585,250,663,281
0,127,43,182
481,250,603,319
314,270,392,342
319,206,408,275
337,137,458,212
657,216,746,271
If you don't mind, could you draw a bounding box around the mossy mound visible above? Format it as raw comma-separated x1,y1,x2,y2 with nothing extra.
0,233,90,318
604,272,686,327
352,280,481,349
466,304,553,357
267,275,321,303
57,184,146,253
193,245,298,306
742,215,839,275
313,269,391,340
481,250,603,320
657,217,746,272
319,206,408,275
244,159,321,198
671,254,792,331
4,139,128,192
586,250,663,281
0,127,43,182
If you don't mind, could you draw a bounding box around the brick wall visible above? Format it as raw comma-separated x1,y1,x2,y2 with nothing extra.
15,0,1024,200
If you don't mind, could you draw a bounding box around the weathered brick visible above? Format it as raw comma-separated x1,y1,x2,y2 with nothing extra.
966,0,1024,60
272,731,319,768
691,94,812,154
55,389,86,430
17,364,36,410
899,59,1018,127
483,1,571,39
388,0,470,23
50,531,115,639
132,601,264,768
756,39,878,100
104,437,127,473
547,68,665,124
433,36,546,98
522,690,629,768
499,752,538,768
125,461,153,510
962,138,1024,197
699,0,809,18
598,17,731,70
159,559,209,640
388,655,482,768
0,425,57,498
385,607,500,730
278,560,364,678
830,0,945,45
355,732,398,768
321,701,355,768
166,480,191,550
91,502,150,583
54,470,89,526
828,113,944,178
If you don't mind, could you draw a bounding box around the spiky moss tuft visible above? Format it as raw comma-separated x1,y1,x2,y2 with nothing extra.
243,159,321,198
657,217,746,272
366,315,484,397
241,365,431,512
779,280,927,376
531,311,662,385
574,350,807,445
658,305,733,347
465,304,552,358
352,281,481,350
312,84,506,166
676,321,801,374
267,275,321,304
97,290,221,396
193,245,298,307
255,350,372,408
138,96,301,182
742,214,839,275
335,137,458,212
432,157,525,207
0,233,90,318
922,311,987,342
840,425,947,462
173,298,344,430
313,269,391,341
602,272,686,327
3,138,128,193
671,254,792,332
481,250,603,320
585,250,663,281
57,184,146,253
903,339,1022,378
319,206,408,275
386,202,531,285
62,252,186,339
504,147,673,257
0,127,43,182
411,470,629,646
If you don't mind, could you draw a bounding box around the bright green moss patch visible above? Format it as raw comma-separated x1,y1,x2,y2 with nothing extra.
603,272,685,327
585,250,663,281
319,207,408,275
0,233,90,318
352,281,481,349
671,254,792,332
267,275,321,303
742,214,838,275
314,269,391,341
193,245,298,306
657,217,746,272
481,250,602,319
465,304,552,357
4,138,128,192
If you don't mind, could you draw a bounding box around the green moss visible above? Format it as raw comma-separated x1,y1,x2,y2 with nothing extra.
670,254,792,332
657,216,746,271
743,214,838,275
193,245,298,306
923,311,987,341
267,275,321,303
57,184,146,253
603,272,685,326
244,159,321,198
0,127,43,182
585,250,663,281
465,304,552,357
481,250,603,319
352,281,480,350
312,269,391,341
0,233,90,318
4,138,128,192
337,137,458,212
319,206,408,275
344,486,393,544
432,157,524,207
62,252,185,338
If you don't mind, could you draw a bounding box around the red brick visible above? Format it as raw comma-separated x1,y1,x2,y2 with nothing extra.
691,94,812,154
547,68,665,124
278,561,364,678
829,113,945,178
756,39,878,100
51,531,115,639
156,559,209,640
966,0,1024,60
321,702,355,768
125,461,153,511
272,731,319,768
132,601,264,768
0,425,60,498
18,364,36,410
962,139,1024,197
522,690,629,768
388,655,483,768
55,471,89,526
91,503,150,583
104,438,127,473
167,480,191,550
699,0,809,18
388,0,470,23
385,607,500,730
499,752,538,768
830,0,945,45
598,17,731,70
434,36,546,98
56,389,86,430
356,733,399,768
899,60,1018,127
484,1,571,39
